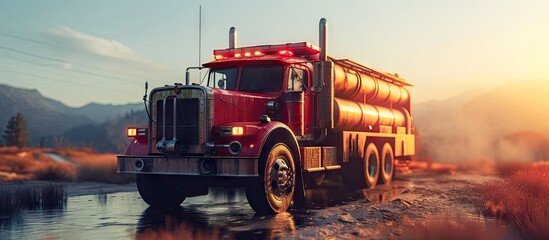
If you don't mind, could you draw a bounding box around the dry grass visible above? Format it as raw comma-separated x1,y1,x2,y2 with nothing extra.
403,217,507,240
0,147,134,183
76,162,134,184
480,162,549,239
34,162,76,182
0,182,66,214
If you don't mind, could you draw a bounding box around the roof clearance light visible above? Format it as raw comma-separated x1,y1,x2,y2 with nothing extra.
278,50,293,56
214,55,224,60
244,52,252,57
254,51,264,56
234,53,242,58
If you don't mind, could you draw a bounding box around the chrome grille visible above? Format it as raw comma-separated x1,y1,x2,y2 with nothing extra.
156,98,200,145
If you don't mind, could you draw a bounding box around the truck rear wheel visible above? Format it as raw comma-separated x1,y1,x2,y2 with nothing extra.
379,143,395,184
136,174,187,208
342,142,380,189
364,143,380,188
245,143,295,214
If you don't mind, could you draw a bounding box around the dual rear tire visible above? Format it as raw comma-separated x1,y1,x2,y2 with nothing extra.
343,142,395,189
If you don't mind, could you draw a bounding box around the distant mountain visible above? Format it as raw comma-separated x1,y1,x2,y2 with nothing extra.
0,84,142,147
57,110,147,153
414,80,549,163
0,84,92,144
74,102,143,123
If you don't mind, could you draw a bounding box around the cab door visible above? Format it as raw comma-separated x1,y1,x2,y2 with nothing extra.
286,65,313,137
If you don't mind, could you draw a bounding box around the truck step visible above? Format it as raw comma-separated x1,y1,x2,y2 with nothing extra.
304,165,341,173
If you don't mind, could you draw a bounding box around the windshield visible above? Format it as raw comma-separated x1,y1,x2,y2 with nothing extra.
208,67,237,90
239,65,283,93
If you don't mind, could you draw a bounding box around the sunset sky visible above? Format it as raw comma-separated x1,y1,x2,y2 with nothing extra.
1,0,548,107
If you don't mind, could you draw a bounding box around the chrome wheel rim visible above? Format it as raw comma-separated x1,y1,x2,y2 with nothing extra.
270,157,293,199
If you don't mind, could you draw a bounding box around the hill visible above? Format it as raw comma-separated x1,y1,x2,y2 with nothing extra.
414,80,549,163
74,102,142,123
0,84,92,144
0,84,143,150
53,110,147,153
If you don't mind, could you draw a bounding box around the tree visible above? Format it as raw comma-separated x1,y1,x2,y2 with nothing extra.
3,113,28,148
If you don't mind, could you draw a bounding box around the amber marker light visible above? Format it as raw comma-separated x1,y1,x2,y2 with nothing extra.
215,54,224,60
234,53,242,58
244,52,252,57
127,128,137,137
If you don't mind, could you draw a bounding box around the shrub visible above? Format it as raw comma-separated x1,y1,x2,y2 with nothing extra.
0,183,66,214
480,163,549,239
33,163,76,182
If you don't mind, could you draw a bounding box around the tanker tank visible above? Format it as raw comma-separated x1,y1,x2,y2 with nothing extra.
333,97,406,132
327,59,413,132
333,62,410,107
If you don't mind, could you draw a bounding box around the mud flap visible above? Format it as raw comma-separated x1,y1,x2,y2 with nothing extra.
292,169,307,208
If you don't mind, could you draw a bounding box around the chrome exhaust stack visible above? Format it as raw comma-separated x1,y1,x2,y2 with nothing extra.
319,18,327,61
317,18,334,130
229,27,237,49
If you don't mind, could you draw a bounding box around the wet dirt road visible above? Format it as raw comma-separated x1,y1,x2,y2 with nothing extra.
0,171,498,239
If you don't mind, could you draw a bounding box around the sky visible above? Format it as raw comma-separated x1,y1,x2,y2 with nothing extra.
0,0,548,107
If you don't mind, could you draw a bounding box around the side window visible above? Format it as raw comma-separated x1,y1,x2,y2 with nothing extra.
208,67,237,90
287,67,308,91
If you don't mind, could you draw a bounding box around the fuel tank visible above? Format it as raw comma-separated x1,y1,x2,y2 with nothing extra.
333,63,410,106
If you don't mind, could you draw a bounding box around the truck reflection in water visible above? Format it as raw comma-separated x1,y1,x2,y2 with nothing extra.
136,207,298,239
134,176,409,239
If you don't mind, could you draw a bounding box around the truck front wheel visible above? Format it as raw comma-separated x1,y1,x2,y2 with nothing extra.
245,143,295,214
136,174,187,208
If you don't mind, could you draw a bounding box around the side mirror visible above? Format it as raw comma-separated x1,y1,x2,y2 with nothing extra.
217,79,225,88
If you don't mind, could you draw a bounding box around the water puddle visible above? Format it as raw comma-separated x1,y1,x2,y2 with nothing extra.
43,153,71,163
0,177,411,239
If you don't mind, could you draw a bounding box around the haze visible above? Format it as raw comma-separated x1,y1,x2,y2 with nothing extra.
0,0,548,107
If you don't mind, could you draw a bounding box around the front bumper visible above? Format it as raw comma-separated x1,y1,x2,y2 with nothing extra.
117,155,259,177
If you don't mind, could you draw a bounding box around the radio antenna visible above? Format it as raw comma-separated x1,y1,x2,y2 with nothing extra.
198,5,202,82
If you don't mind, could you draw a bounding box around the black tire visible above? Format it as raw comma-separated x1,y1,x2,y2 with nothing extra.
342,142,380,189
245,143,295,214
364,143,380,188
136,174,187,208
379,143,395,185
